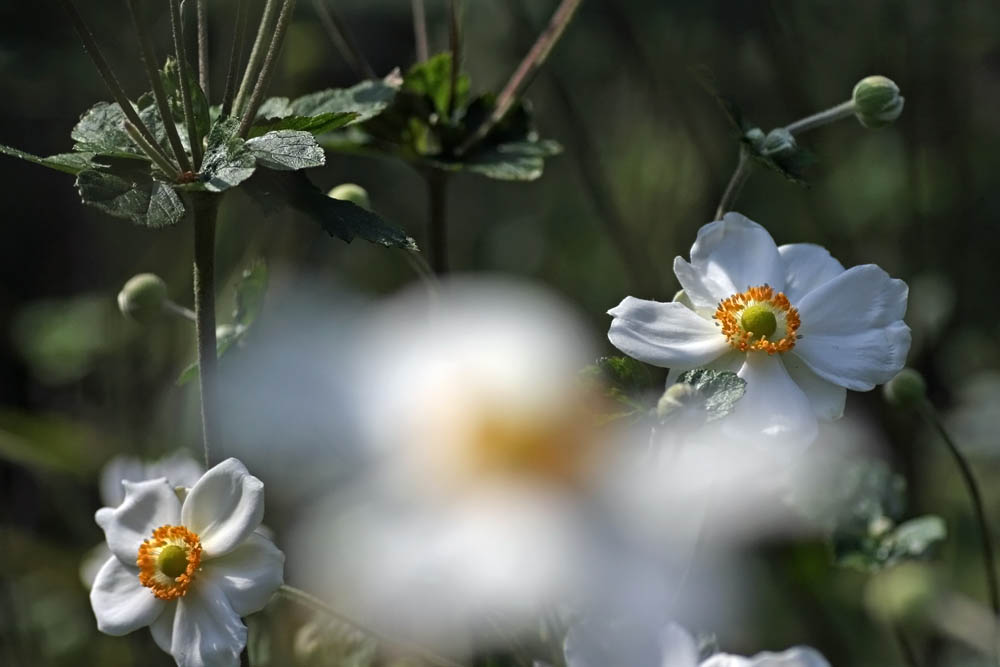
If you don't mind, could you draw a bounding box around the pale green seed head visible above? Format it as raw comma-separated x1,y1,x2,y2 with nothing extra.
157,545,188,578
740,304,777,338
327,183,372,211
117,273,168,324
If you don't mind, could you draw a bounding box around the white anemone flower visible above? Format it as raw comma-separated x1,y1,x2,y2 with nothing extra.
90,458,284,667
564,621,829,667
608,213,911,444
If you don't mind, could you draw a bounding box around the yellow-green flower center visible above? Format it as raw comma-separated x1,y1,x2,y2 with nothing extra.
740,304,777,338
157,545,189,578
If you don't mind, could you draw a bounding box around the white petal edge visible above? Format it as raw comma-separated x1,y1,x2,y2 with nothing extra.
777,243,845,303
742,646,831,667
95,477,183,564
171,576,247,667
796,264,908,335
725,353,818,449
686,213,786,297
659,623,700,667
700,655,752,667
200,532,285,616
150,602,176,655
608,297,729,369
782,355,847,421
792,321,912,392
181,458,265,559
90,556,165,636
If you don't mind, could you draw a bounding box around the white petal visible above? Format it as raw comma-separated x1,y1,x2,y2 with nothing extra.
95,478,183,564
782,355,846,421
796,264,908,334
742,647,831,667
792,321,911,391
701,655,752,667
673,257,727,310
80,542,113,589
201,533,284,616
777,244,845,303
90,556,165,636
150,602,176,655
685,213,785,298
725,354,818,447
171,576,247,667
181,458,265,558
99,455,145,507
608,297,729,369
659,623,699,667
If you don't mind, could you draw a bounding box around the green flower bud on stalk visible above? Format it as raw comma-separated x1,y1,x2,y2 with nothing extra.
117,273,168,323
883,368,927,409
761,128,797,157
853,76,904,129
327,183,371,211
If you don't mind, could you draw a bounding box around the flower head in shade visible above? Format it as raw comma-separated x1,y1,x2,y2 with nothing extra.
608,213,910,445
89,458,283,667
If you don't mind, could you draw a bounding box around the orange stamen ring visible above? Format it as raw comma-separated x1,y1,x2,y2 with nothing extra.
713,284,800,354
136,525,202,600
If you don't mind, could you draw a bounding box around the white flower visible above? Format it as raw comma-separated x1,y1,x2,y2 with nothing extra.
90,458,284,667
564,620,829,667
608,213,911,444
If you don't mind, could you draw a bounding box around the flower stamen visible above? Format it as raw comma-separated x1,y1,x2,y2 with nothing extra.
137,525,202,600
714,285,800,354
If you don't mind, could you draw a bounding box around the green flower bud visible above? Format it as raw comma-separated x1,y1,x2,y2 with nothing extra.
864,562,939,625
743,127,766,149
883,368,927,409
327,183,371,211
853,76,904,129
761,128,797,157
656,383,704,421
117,273,168,324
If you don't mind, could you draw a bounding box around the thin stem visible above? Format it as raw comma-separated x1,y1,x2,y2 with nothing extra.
277,585,466,667
920,400,1000,617
164,300,197,322
426,170,449,274
456,0,582,156
124,122,182,180
411,0,429,62
191,193,220,467
446,0,463,119
892,622,922,667
197,0,210,99
784,99,856,136
220,0,249,118
126,0,193,173
58,0,178,175
169,0,205,169
237,0,298,139
311,0,376,80
233,0,280,118
714,148,752,220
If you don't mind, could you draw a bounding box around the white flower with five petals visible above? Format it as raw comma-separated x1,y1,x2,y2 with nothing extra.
89,458,284,667
608,213,911,444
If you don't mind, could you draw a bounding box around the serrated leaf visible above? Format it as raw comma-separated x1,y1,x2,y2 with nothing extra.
835,514,946,571
76,169,185,228
676,368,747,421
244,170,417,249
446,139,563,181
0,144,94,175
285,74,401,123
234,261,269,328
403,52,470,119
245,130,325,171
71,102,144,157
248,111,359,139
201,118,256,192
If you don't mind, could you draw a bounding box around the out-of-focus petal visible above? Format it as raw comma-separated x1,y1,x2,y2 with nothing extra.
726,353,818,447
782,356,847,421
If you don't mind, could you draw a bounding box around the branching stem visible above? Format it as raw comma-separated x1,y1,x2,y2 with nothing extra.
238,0,298,138
714,148,751,220
784,99,855,136
197,0,210,99
169,0,205,169
191,193,220,467
221,0,249,118
311,0,375,79
233,0,280,117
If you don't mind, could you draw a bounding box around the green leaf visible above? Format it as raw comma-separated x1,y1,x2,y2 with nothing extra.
201,117,256,192
234,260,269,328
245,130,325,171
71,101,144,157
244,170,417,249
835,515,947,571
403,52,470,118
676,368,747,421
283,73,401,123
247,111,359,139
161,57,212,141
439,139,563,181
76,169,185,228
0,144,94,175
0,409,118,477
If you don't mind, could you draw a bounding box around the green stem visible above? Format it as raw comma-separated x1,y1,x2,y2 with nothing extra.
191,193,220,466
124,122,182,180
311,0,375,79
426,170,449,274
197,0,210,99
447,0,463,119
169,0,204,169
220,0,249,118
237,0,297,138
232,0,280,117
411,0,429,62
892,622,921,667
784,99,856,136
277,585,466,667
714,147,752,220
919,400,1000,617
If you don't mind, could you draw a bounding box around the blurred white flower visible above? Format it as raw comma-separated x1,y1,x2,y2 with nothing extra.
81,451,204,587
90,458,283,667
608,213,911,445
564,620,829,667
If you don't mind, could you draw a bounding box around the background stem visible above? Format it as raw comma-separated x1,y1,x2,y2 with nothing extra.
169,0,204,169
311,0,375,79
233,0,280,117
715,148,752,219
784,99,855,136
426,170,449,274
411,0,429,62
238,0,298,138
197,0,210,99
191,193,220,467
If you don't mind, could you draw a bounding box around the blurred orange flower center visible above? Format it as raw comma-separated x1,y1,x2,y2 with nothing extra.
136,525,202,600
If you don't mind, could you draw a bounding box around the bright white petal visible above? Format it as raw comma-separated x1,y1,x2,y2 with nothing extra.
741,647,831,667
201,533,284,616
792,321,911,391
181,458,265,559
659,623,699,667
608,297,728,369
673,257,727,309
90,556,165,636
796,264,908,334
777,244,845,303
95,478,182,564
150,602,176,655
726,354,818,447
686,213,785,297
171,576,247,667
782,355,846,421
701,655,752,667
99,455,145,507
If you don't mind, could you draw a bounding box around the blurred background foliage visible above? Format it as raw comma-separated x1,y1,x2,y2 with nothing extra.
2,1,1000,666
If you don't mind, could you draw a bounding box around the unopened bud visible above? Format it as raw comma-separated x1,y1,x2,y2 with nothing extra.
761,128,797,157
117,273,168,324
853,76,904,129
327,183,371,211
883,368,926,409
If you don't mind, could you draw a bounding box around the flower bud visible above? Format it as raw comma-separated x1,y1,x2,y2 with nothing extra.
657,383,704,421
327,183,371,211
760,128,797,157
864,562,939,625
883,368,926,409
852,76,904,129
117,273,168,324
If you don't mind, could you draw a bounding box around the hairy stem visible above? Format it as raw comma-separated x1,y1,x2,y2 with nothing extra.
714,148,752,220
456,0,582,155
124,122,182,180
191,193,220,466
126,0,193,173
169,0,205,169
311,0,375,79
784,99,856,136
238,0,298,138
232,0,280,117
220,0,249,118
411,0,429,62
426,170,449,274
197,0,210,99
